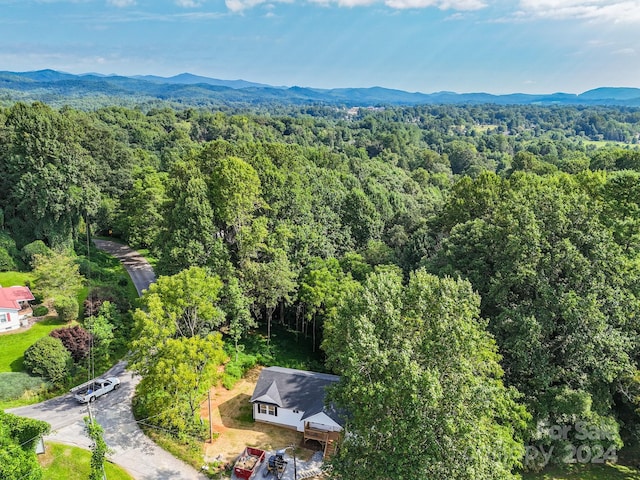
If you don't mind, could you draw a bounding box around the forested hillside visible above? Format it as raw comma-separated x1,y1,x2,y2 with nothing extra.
1,101,640,478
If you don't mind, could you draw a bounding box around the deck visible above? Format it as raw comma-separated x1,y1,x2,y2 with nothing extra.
303,425,340,457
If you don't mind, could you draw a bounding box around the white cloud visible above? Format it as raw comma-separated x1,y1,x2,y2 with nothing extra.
613,47,636,55
230,0,484,11
226,0,295,11
226,0,266,11
175,0,201,6
107,0,135,6
517,1,640,23
385,0,484,9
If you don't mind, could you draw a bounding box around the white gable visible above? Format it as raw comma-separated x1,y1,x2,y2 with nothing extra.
302,411,342,432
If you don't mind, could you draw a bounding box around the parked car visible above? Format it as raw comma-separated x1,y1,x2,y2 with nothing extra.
71,377,120,403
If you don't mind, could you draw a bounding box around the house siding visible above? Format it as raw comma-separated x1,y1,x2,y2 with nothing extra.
304,412,343,432
0,308,19,331
253,404,306,431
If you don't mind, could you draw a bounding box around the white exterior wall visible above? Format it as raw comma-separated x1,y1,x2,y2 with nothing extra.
304,412,343,432
253,403,306,431
0,308,20,331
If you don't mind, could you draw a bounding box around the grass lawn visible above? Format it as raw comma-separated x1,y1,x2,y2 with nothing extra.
523,463,640,479
0,317,68,372
39,442,134,480
579,139,635,148
0,271,33,287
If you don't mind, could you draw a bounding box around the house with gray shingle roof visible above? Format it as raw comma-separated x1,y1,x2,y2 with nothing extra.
250,366,344,438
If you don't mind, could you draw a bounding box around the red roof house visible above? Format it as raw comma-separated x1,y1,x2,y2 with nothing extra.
0,286,35,332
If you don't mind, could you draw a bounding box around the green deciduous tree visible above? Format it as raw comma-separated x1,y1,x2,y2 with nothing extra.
323,268,529,480
221,276,255,361
84,301,116,365
0,412,50,480
130,267,228,438
208,155,262,234
20,240,51,268
0,102,99,248
134,334,226,438
32,251,84,303
132,266,224,354
299,257,345,350
54,295,79,322
431,171,638,454
243,243,297,345
157,161,218,275
119,167,167,250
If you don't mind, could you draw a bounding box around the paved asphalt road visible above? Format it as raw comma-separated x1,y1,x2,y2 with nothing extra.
9,239,207,480
93,239,157,296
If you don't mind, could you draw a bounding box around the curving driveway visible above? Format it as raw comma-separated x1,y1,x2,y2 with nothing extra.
9,239,206,480
93,239,157,297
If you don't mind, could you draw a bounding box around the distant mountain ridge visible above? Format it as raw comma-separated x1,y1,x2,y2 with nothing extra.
0,69,639,108
132,72,278,90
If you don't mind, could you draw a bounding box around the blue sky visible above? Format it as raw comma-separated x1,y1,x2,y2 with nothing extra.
1,0,639,94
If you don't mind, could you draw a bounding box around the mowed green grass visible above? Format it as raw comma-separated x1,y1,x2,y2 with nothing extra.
0,317,68,372
523,463,640,479
39,442,134,480
0,271,33,287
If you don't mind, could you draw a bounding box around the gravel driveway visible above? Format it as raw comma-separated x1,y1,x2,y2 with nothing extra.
9,239,206,480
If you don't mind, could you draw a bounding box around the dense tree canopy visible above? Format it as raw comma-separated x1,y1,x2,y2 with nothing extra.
2,100,640,474
323,268,530,479
0,412,50,480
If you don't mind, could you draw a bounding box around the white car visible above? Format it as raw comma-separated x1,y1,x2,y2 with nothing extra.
71,376,121,403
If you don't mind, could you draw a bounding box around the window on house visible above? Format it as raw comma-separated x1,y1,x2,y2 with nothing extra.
258,404,277,416
0,314,7,323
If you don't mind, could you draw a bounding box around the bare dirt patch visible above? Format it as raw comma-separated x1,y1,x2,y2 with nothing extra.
200,366,318,465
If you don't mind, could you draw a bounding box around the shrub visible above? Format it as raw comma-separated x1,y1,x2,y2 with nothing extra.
0,247,16,271
32,305,49,317
0,372,49,402
222,352,257,390
0,231,18,255
21,240,51,268
50,325,92,362
23,336,71,385
54,296,79,322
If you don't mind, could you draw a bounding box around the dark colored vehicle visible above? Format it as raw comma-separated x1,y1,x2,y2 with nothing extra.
263,450,287,479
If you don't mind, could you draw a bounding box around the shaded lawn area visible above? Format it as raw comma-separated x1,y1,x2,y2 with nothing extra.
240,323,328,373
0,317,68,372
523,463,640,479
39,442,134,480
